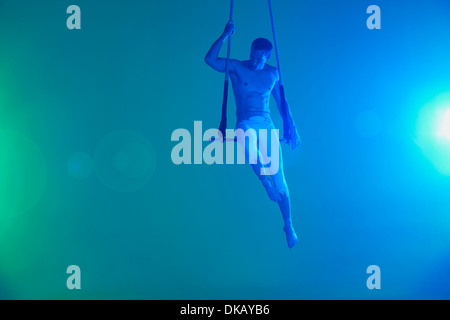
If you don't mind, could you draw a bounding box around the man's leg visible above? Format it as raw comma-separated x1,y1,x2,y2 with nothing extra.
250,163,283,203
236,120,281,202
237,118,298,248
253,162,297,248
258,128,298,248
267,158,298,248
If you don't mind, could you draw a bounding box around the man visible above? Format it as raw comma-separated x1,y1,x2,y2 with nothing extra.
205,21,301,248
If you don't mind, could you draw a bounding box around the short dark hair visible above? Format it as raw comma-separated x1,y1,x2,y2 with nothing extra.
251,38,273,54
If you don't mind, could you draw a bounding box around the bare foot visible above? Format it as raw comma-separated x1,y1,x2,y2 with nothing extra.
283,224,298,248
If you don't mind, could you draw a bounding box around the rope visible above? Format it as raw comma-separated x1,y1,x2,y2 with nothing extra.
219,0,234,138
268,0,290,139
268,0,283,86
218,0,289,141
225,0,234,81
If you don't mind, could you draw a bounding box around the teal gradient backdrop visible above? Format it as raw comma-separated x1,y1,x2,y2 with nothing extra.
1,0,450,299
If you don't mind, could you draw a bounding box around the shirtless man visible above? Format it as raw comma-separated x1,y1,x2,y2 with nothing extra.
205,21,301,248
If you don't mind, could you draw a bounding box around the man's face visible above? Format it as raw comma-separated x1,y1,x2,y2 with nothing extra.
250,49,270,69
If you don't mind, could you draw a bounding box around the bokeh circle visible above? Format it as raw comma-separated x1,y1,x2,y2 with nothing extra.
67,152,94,180
94,130,156,192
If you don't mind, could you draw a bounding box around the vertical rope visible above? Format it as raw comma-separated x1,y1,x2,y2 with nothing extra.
268,0,289,139
225,0,234,81
219,0,234,138
268,0,283,86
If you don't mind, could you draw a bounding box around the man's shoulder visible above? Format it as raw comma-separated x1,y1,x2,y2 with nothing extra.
228,59,245,72
233,60,276,69
265,64,278,72
265,64,279,79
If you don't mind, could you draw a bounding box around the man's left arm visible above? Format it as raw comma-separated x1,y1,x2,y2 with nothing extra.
271,79,301,150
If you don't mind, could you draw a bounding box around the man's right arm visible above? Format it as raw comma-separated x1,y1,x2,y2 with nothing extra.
204,21,235,73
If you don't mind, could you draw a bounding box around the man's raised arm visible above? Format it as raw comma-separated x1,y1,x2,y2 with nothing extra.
204,21,235,73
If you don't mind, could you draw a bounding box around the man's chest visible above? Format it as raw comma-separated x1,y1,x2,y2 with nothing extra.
231,68,276,94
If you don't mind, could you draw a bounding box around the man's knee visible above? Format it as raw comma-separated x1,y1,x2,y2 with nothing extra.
274,185,289,202
263,179,289,203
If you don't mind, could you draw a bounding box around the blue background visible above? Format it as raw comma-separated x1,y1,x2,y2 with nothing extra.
1,0,450,299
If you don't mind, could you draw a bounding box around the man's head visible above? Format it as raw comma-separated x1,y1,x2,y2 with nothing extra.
250,38,273,69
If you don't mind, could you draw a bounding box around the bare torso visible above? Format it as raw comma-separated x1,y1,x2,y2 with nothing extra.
229,60,279,120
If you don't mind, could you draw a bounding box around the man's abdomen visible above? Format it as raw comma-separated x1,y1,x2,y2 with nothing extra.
235,94,271,122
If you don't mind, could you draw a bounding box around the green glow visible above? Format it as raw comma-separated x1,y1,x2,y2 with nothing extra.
0,131,47,226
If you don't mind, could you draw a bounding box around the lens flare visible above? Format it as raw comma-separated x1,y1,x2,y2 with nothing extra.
435,109,450,142
416,92,450,175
